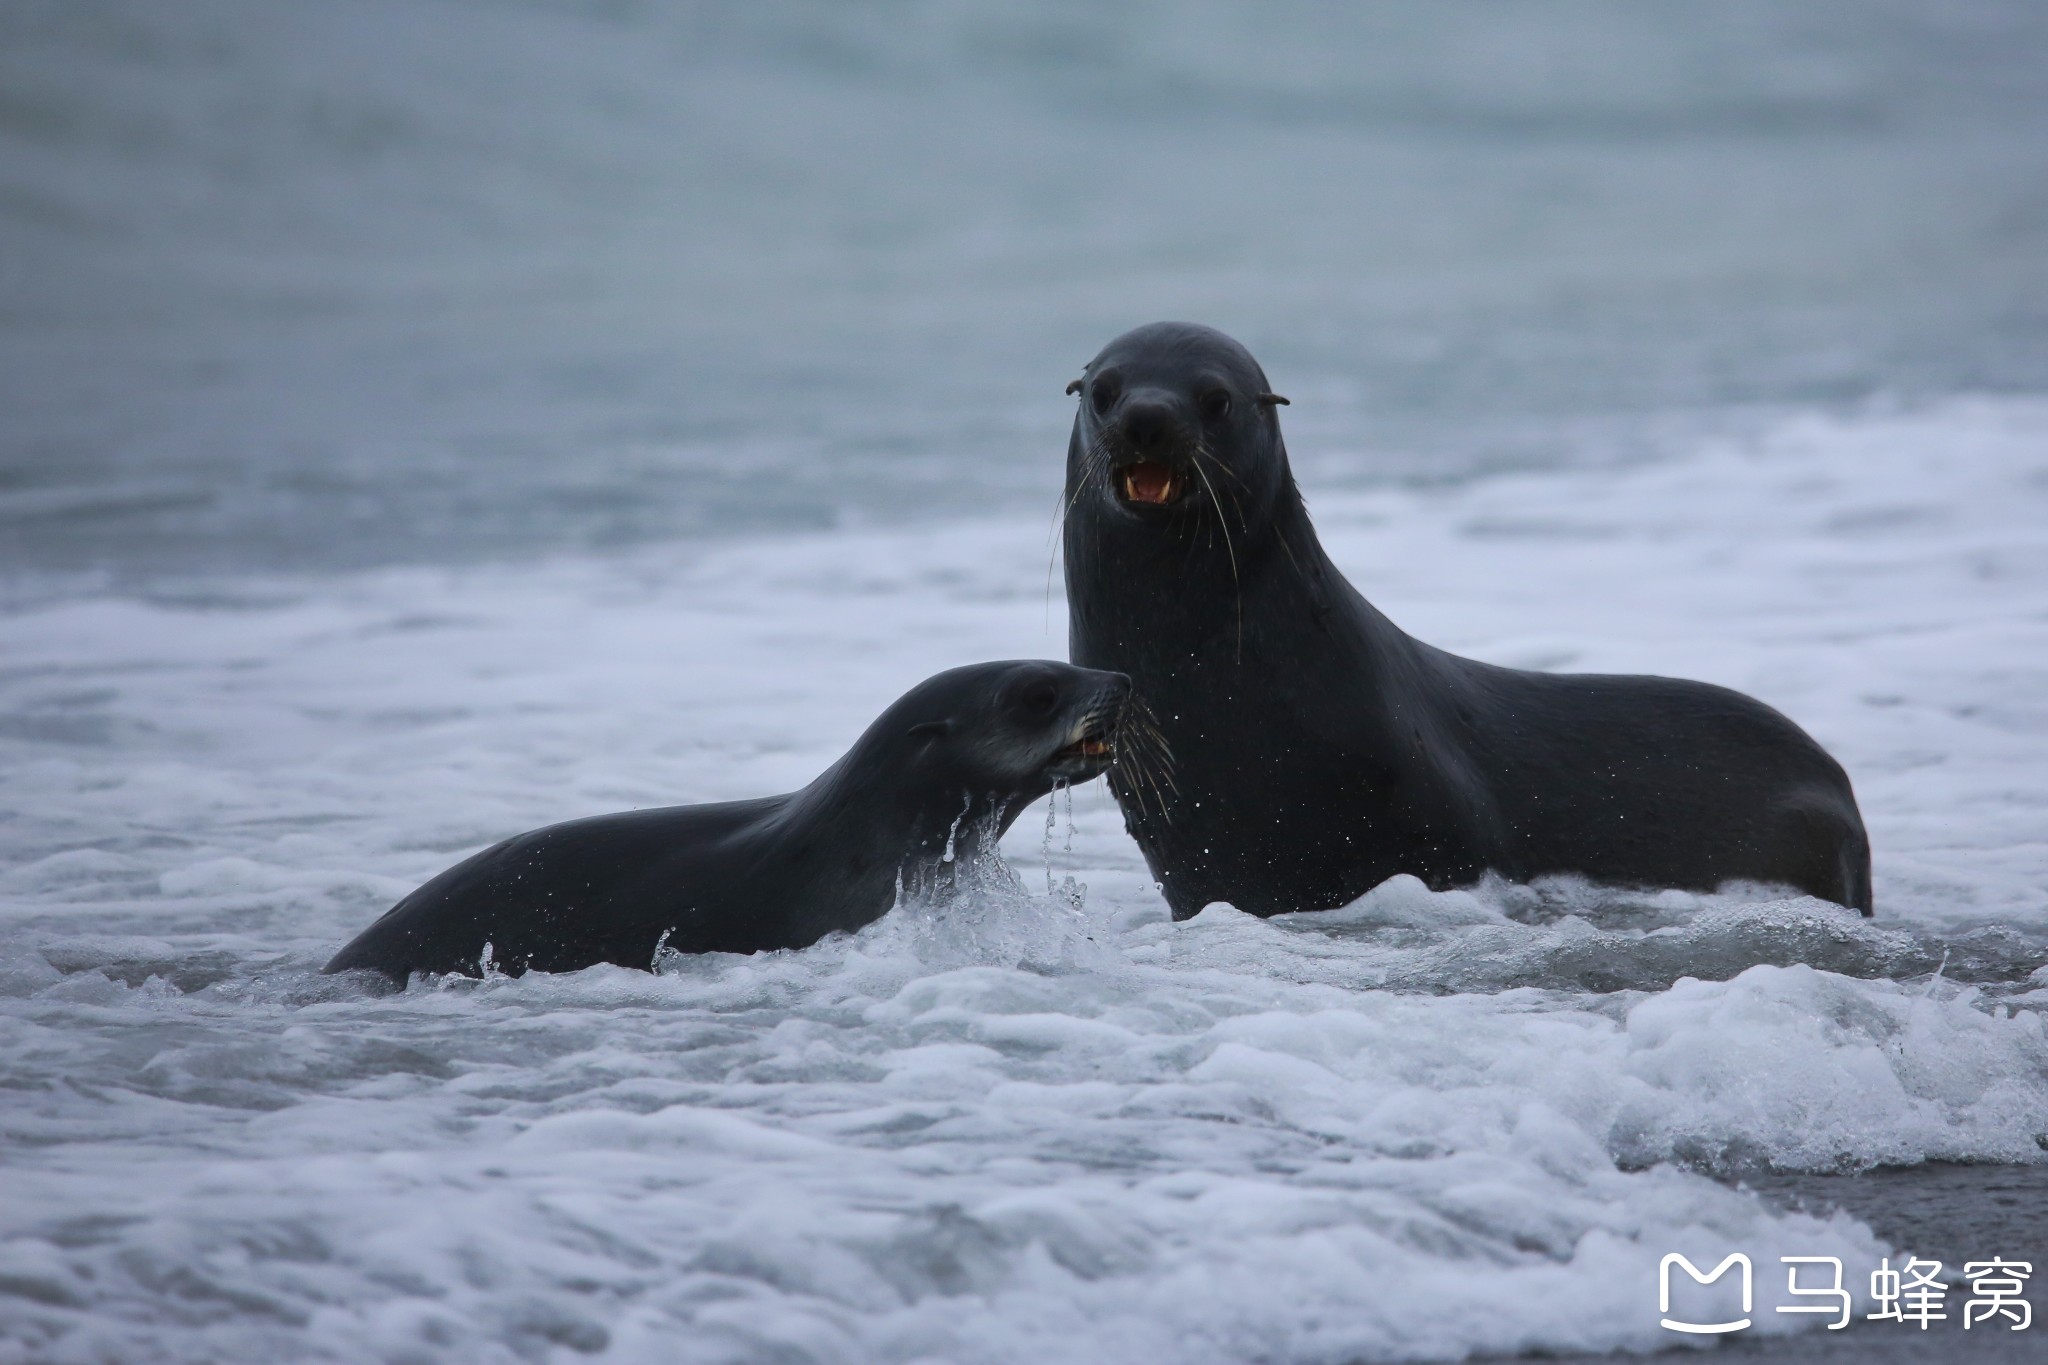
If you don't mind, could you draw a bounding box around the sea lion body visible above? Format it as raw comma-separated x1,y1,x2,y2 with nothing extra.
1062,322,1872,918
325,661,1133,980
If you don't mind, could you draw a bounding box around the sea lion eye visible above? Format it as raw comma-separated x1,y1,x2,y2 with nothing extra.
1200,389,1232,420
1090,374,1122,416
1014,679,1060,718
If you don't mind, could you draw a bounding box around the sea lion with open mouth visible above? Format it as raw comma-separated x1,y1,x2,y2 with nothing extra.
325,661,1142,982
1061,321,1873,919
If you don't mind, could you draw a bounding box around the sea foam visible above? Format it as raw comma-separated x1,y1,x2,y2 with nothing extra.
3,400,2046,1362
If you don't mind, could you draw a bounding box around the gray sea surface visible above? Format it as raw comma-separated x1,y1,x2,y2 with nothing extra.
5,0,2047,578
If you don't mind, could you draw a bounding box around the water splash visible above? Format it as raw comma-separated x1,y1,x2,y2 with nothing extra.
891,810,1102,973
649,926,682,974
1042,779,1067,895
941,791,972,864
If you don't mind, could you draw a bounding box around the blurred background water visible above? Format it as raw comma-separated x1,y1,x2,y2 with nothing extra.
4,0,2046,579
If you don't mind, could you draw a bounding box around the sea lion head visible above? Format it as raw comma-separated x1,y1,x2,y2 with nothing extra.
1064,322,1295,532
889,661,1149,806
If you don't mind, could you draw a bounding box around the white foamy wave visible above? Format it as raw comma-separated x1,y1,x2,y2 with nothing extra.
1,888,1923,1365
3,398,2047,1361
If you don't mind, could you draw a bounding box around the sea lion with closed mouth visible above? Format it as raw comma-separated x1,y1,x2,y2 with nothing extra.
325,661,1139,982
1061,321,1873,919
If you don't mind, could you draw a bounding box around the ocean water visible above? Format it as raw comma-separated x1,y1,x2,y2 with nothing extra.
4,3,2048,1363
6,401,2048,1362
6,0,2048,577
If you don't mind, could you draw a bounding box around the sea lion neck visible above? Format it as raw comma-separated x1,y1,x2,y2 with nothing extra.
777,732,1022,876
1066,465,1412,683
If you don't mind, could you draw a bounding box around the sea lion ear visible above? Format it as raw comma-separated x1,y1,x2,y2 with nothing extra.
1065,378,1084,396
1256,392,1290,407
906,719,953,741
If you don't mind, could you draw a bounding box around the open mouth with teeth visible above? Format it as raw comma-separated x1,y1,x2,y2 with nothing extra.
1116,461,1185,506
1048,726,1117,777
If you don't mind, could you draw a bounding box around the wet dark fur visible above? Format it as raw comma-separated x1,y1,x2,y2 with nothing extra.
325,661,1133,982
1061,322,1873,919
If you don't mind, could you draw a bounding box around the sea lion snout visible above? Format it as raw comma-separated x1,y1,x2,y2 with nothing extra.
1060,667,1134,742
1104,396,1195,507
1045,669,1140,784
1114,394,1188,456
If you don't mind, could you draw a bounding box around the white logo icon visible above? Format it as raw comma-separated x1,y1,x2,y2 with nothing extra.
1660,1253,1753,1334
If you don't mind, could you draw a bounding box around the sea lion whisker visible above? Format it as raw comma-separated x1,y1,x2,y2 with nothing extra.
1132,764,1165,818
1130,692,1172,757
1066,430,1116,523
1117,699,1177,810
1276,523,1307,581
1049,431,1119,620
1109,754,1141,814
1044,496,1069,626
1087,427,1117,481
1192,444,1251,535
1191,440,1247,490
1185,453,1244,660
1110,704,1170,818
1139,729,1179,797
1116,758,1153,819
1121,742,1165,818
1141,738,1178,803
